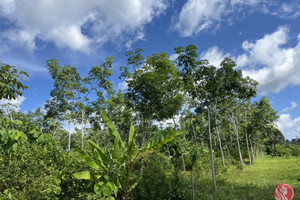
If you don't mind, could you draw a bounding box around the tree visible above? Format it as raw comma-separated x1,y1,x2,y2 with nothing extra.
121,51,184,145
175,44,219,191
0,62,28,100
45,59,84,150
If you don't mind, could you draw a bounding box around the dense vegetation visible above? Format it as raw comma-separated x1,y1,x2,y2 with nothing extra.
1,45,299,199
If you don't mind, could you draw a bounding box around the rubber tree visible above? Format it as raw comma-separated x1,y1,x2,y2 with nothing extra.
175,44,219,191
121,50,184,145
248,97,278,157
45,59,84,150
216,58,257,171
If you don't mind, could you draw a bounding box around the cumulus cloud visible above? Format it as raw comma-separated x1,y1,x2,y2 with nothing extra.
200,46,230,67
281,102,298,113
199,26,300,94
277,114,300,140
237,26,300,94
0,0,168,52
171,0,300,37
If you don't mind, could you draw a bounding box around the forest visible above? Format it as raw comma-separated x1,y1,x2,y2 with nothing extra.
0,44,299,199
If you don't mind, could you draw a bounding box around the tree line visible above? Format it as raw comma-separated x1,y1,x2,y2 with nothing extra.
1,44,297,199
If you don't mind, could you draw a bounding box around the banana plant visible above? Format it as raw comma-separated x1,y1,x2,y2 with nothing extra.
73,111,185,200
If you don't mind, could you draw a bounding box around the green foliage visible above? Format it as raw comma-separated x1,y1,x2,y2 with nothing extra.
125,51,184,121
0,62,29,100
1,46,295,200
74,111,185,199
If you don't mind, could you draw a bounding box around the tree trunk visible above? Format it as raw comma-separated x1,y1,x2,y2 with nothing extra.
208,106,217,191
231,114,244,171
191,167,195,200
173,117,186,172
216,126,225,168
68,120,71,151
81,109,85,148
245,131,252,167
190,118,197,143
225,140,232,165
249,136,255,164
255,142,259,160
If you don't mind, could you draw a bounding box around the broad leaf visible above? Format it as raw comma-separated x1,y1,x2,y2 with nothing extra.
89,140,109,163
140,130,185,152
128,125,135,144
94,149,108,171
75,146,100,170
127,125,137,160
113,138,122,160
101,111,124,148
73,171,91,180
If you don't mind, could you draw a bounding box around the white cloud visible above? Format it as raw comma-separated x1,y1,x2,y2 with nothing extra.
0,0,168,52
200,46,230,67
198,27,300,94
1,29,36,51
281,102,298,113
277,114,300,140
237,26,300,94
172,0,226,37
261,2,300,19
169,53,178,61
117,81,128,91
0,96,26,112
172,0,300,37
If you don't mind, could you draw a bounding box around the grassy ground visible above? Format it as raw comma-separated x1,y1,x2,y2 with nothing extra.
198,156,300,200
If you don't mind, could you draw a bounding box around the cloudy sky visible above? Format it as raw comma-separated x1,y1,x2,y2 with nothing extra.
1,0,300,139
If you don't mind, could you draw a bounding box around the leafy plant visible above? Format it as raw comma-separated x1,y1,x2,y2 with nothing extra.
74,111,185,199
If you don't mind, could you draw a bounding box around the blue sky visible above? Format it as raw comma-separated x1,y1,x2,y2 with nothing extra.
0,0,300,139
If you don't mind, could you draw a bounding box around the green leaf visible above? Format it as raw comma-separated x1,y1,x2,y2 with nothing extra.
140,130,185,152
94,149,108,171
94,181,104,194
89,140,109,163
128,125,135,144
128,178,141,193
113,138,122,160
73,171,91,180
100,111,124,148
127,125,137,160
75,146,100,170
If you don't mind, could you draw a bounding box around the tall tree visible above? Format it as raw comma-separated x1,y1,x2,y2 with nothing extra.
45,59,84,150
121,51,184,145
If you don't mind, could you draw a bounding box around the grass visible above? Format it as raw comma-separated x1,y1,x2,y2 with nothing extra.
197,155,300,200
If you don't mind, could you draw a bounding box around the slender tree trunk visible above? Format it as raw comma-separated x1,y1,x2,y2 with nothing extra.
255,142,259,160
191,167,195,200
244,111,252,167
231,114,244,171
81,109,85,148
216,126,225,168
190,118,197,142
173,117,186,172
208,106,217,191
245,131,252,167
224,139,232,165
68,120,71,151
249,136,255,164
